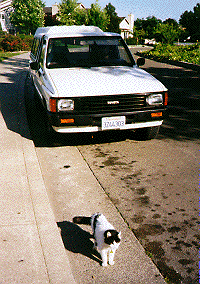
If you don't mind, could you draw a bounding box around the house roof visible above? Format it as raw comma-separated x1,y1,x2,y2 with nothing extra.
119,18,130,30
44,7,52,14
0,0,12,11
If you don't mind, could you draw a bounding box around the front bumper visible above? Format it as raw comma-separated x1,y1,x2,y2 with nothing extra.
48,109,166,133
53,120,163,133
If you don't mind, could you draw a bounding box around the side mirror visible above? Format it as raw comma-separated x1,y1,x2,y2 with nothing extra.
30,61,39,70
137,57,145,67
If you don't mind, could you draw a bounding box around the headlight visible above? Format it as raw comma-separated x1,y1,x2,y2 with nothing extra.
146,94,163,106
57,99,74,111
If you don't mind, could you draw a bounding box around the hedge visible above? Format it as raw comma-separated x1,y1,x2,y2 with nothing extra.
0,34,33,52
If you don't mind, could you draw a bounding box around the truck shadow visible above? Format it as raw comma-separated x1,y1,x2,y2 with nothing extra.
57,221,102,264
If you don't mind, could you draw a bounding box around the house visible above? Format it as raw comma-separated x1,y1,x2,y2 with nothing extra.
77,3,86,10
0,0,14,33
43,2,59,18
44,2,86,19
119,14,134,39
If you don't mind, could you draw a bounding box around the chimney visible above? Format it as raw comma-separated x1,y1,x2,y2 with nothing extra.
128,14,134,33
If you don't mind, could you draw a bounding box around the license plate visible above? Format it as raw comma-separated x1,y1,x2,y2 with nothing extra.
102,116,126,130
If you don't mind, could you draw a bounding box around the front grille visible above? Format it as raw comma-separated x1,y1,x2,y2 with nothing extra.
74,94,147,114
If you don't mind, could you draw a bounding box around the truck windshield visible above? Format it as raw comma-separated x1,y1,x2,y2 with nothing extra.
46,36,135,68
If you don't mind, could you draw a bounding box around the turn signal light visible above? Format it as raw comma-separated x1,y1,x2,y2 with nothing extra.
60,119,74,124
164,92,168,106
50,98,57,113
151,112,162,118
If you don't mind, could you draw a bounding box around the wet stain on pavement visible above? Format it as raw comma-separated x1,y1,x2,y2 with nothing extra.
144,241,184,283
136,187,146,195
167,226,181,233
145,241,165,258
102,156,127,166
152,213,161,219
133,224,165,239
178,259,194,266
157,260,183,284
136,196,150,206
131,215,146,223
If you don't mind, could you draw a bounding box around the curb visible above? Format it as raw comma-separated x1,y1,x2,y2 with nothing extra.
21,137,76,283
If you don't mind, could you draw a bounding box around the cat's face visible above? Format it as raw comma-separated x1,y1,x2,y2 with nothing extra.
104,230,121,246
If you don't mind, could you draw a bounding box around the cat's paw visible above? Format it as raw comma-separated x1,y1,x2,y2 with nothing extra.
102,262,107,267
109,261,115,266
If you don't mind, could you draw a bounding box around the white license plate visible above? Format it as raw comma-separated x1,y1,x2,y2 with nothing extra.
102,116,126,130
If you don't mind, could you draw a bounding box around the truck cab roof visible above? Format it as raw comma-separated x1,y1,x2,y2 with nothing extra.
34,25,120,39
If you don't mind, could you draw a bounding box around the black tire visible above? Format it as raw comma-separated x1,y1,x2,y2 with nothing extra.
133,126,160,140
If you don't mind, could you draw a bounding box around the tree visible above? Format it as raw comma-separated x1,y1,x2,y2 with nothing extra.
87,0,110,31
179,3,200,41
155,23,180,44
10,0,45,34
105,3,120,33
57,0,88,26
74,8,88,26
58,0,77,25
163,18,179,29
132,27,146,44
135,16,162,39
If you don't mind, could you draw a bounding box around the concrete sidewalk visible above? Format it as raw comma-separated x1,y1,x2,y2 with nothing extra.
0,54,76,283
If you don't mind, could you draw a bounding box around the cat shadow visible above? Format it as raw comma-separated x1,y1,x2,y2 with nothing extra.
57,221,102,264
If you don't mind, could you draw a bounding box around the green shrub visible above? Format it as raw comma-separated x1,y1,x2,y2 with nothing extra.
0,34,33,52
18,34,33,49
0,38,4,52
126,37,138,45
126,37,144,45
141,43,200,65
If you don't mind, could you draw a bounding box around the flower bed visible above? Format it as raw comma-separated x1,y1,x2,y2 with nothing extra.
0,34,33,52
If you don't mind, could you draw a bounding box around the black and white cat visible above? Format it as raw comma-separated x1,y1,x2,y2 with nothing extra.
73,213,121,267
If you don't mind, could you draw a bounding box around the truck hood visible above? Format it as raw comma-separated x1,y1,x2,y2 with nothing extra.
47,66,167,97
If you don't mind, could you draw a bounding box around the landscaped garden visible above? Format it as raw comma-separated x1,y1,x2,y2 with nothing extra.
0,34,33,62
140,43,200,65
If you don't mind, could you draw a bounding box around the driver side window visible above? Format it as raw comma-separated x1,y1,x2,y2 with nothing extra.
39,47,45,69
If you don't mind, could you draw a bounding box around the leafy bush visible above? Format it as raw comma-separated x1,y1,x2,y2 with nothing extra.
0,34,33,52
0,38,4,52
126,37,139,45
141,43,200,65
18,34,33,49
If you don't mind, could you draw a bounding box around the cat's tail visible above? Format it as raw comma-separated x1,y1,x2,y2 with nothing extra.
73,216,91,225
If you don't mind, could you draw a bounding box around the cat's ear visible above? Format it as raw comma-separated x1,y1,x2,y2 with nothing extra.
118,231,121,239
107,231,112,238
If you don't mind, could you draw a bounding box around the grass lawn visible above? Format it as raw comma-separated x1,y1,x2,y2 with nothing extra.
0,51,27,62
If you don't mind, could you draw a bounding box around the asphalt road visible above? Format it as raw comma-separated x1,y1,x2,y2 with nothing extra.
10,50,199,284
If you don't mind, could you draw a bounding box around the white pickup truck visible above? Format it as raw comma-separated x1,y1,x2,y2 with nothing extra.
29,25,168,139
